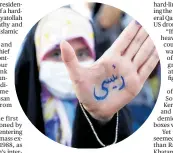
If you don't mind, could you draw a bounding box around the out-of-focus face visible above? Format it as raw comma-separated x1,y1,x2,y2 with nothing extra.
42,37,93,62
35,8,95,66
36,8,96,100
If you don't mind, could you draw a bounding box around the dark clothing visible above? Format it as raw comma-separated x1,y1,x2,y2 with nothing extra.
72,105,131,148
15,20,132,148
15,23,45,134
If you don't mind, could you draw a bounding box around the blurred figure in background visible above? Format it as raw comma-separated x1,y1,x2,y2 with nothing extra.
71,3,123,58
16,7,96,146
90,3,123,59
36,8,97,145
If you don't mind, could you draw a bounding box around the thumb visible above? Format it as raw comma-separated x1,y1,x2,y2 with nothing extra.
60,40,81,82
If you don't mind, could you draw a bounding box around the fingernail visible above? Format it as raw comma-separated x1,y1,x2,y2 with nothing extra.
135,20,141,25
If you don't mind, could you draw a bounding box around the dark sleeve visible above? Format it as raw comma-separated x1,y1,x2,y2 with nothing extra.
15,23,45,134
72,104,132,148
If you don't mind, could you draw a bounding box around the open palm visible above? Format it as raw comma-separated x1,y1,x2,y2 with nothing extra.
60,21,159,121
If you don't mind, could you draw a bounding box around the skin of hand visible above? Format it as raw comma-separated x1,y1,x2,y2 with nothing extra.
60,20,159,122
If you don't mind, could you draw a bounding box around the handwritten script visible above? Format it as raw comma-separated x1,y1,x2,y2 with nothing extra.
93,64,125,101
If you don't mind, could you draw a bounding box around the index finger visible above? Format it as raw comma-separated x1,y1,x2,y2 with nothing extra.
110,20,142,55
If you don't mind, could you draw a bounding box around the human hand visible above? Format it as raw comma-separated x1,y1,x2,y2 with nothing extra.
60,20,159,121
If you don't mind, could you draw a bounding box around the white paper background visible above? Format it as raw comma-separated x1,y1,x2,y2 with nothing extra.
0,0,168,152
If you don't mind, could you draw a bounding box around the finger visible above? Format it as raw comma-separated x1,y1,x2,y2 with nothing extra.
60,40,81,82
124,27,148,59
133,37,155,69
138,49,159,83
110,20,141,55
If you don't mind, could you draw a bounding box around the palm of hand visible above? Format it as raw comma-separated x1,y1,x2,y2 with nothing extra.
60,21,159,121
73,51,142,119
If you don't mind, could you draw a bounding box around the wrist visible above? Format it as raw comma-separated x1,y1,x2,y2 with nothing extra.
81,102,114,123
